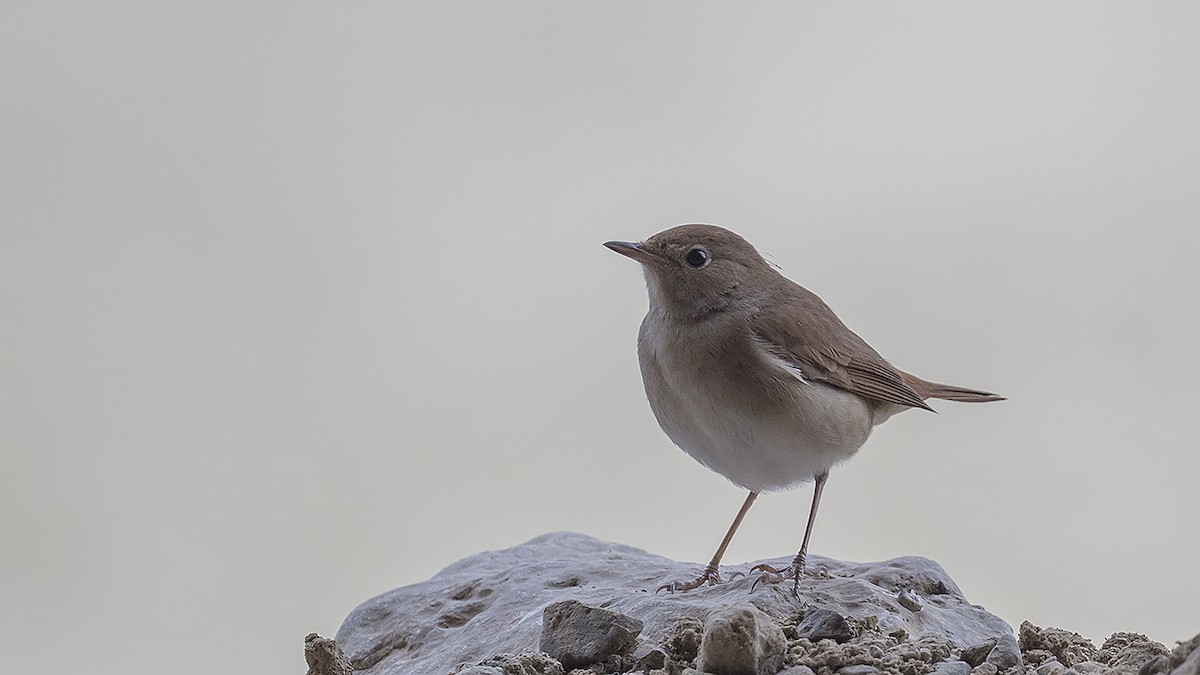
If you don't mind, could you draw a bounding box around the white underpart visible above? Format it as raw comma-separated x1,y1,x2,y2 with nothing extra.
637,311,875,493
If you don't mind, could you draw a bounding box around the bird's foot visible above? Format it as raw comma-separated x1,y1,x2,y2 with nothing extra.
749,559,823,598
656,564,725,594
749,561,802,597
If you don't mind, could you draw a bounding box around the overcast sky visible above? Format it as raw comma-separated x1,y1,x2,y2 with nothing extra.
2,3,1198,674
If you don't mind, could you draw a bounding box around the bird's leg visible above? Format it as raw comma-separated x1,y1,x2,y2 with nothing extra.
752,472,828,597
657,491,757,593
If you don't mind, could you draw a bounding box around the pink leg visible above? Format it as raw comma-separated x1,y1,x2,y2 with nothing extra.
752,472,828,597
657,491,758,593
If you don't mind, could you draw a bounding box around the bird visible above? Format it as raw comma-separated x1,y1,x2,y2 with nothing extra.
604,224,1003,596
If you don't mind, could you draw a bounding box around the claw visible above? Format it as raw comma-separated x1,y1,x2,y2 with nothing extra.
749,561,806,598
655,565,723,594
750,562,785,575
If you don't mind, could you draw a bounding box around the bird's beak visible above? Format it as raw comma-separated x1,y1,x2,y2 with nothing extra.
604,240,660,265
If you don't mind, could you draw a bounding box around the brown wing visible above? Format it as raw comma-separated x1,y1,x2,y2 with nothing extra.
900,370,1005,403
751,284,933,411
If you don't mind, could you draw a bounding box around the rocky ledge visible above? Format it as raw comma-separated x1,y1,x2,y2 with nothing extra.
316,532,1198,675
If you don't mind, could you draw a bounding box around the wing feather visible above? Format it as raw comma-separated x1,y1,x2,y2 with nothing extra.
750,284,933,411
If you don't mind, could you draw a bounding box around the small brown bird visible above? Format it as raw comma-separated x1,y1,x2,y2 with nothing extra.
605,224,1002,595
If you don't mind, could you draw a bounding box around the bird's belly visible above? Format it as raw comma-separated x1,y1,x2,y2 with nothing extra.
638,332,874,493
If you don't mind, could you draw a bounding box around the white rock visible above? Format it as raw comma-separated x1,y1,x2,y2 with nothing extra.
335,532,1013,675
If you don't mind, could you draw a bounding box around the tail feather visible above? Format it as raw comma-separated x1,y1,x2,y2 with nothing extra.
900,371,1005,403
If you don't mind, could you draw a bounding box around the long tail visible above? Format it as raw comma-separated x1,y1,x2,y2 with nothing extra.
900,371,1005,403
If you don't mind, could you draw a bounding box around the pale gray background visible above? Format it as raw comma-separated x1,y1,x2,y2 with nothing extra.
2,3,1197,674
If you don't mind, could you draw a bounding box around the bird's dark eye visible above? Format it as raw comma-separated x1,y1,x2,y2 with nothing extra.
685,247,709,268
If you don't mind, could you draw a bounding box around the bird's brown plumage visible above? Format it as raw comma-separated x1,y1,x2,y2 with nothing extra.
625,223,1004,411
750,285,936,411
605,223,1003,595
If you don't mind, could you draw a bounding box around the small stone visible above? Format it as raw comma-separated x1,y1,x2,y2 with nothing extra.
632,642,668,672
474,651,565,675
780,667,818,675
668,617,706,662
1101,632,1170,672
1025,650,1058,668
933,660,973,675
539,600,642,670
1169,635,1200,670
1018,622,1098,667
1037,659,1067,675
1139,655,1169,675
969,664,998,675
303,634,353,675
897,588,924,612
962,639,999,668
1169,635,1200,675
986,633,1023,670
794,607,853,644
695,605,787,675
838,666,881,675
456,666,503,675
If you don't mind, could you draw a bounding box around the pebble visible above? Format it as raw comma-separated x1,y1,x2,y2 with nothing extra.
932,659,972,675
695,605,787,675
969,663,998,675
986,633,1024,670
837,665,881,675
897,588,924,612
793,607,853,643
538,599,642,670
1036,659,1066,675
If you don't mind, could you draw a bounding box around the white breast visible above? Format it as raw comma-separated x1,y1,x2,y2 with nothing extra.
636,311,876,492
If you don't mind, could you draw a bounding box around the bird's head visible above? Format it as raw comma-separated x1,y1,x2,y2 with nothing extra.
605,224,775,319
